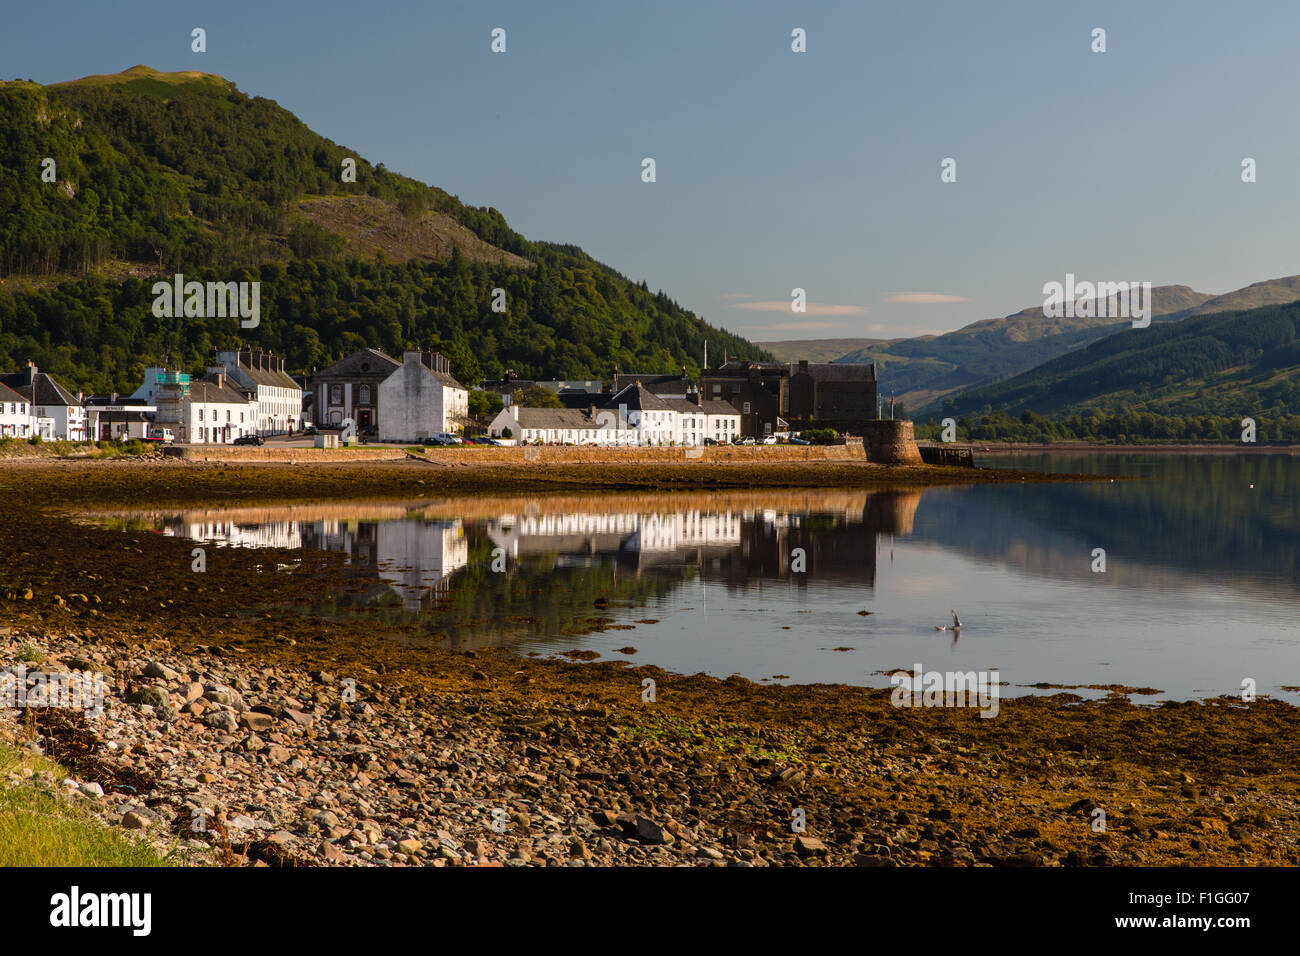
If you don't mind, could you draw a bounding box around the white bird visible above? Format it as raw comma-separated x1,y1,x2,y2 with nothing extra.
951,610,963,629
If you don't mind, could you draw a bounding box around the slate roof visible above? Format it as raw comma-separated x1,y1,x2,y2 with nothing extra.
429,369,466,391
189,379,254,405
699,399,741,415
606,384,671,412
312,348,401,381
0,382,28,406
612,373,689,395
515,408,598,430
660,397,741,416
240,364,301,390
0,371,81,406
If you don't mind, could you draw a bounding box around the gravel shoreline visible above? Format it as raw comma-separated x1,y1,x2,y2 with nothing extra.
4,623,1299,867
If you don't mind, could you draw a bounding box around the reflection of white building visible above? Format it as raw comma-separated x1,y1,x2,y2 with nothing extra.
374,520,469,609
487,511,741,556
163,519,304,549
630,512,742,552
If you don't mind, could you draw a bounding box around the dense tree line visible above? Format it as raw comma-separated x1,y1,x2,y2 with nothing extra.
0,253,758,394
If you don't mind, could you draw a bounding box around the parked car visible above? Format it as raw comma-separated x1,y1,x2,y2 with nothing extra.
302,424,317,436
233,435,264,446
703,437,720,446
787,435,810,445
760,435,777,445
422,435,451,446
733,437,756,445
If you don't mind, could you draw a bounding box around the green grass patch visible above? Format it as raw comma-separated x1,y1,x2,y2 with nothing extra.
0,740,180,866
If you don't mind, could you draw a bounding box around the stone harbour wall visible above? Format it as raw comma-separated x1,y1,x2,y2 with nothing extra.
161,432,926,465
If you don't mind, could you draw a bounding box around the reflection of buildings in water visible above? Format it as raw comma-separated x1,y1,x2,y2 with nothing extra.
480,492,923,591
486,511,742,558
293,518,470,611
152,491,922,613
374,520,469,610
161,518,303,550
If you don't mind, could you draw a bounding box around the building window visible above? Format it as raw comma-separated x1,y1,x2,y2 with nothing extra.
358,386,371,405
330,385,343,405
743,402,751,415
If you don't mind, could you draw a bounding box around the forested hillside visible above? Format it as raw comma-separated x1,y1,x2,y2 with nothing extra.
0,66,764,392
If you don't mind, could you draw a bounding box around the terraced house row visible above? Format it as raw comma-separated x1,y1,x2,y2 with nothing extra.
487,383,742,446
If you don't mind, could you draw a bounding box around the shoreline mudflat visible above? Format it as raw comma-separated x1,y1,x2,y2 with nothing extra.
0,454,1097,511
2,457,1295,867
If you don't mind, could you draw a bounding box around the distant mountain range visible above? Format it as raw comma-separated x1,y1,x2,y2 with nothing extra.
938,298,1300,421
755,338,886,364
767,276,1300,418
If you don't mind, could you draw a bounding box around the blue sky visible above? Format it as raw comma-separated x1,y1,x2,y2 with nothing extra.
4,0,1299,343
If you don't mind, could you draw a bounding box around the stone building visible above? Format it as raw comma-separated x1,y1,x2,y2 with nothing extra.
310,348,401,433
788,360,878,422
699,361,790,439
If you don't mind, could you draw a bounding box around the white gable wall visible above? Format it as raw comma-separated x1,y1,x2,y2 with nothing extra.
379,359,468,441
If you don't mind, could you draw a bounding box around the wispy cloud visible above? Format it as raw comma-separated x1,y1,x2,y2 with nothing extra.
884,292,968,304
727,300,868,316
760,320,849,332
718,293,754,301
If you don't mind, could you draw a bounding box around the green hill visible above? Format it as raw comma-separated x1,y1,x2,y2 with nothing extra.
0,66,765,392
938,300,1300,425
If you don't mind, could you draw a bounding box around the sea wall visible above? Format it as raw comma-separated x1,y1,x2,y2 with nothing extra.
162,440,881,464
161,432,930,465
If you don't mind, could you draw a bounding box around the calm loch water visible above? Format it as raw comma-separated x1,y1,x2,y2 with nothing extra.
95,453,1300,701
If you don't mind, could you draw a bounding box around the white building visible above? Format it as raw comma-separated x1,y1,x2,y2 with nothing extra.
486,384,741,446
85,397,154,441
489,406,608,445
213,350,302,436
0,364,86,440
152,369,258,444
183,375,257,444
378,352,469,442
0,382,35,438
